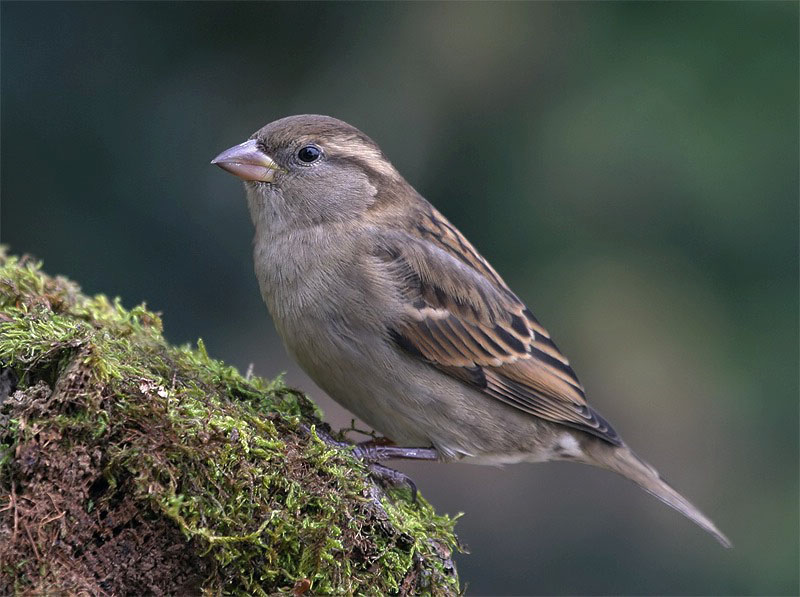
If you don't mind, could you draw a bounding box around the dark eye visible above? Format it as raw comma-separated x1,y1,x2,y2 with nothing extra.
297,145,322,163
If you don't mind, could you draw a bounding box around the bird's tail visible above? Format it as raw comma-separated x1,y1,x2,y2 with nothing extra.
581,442,732,548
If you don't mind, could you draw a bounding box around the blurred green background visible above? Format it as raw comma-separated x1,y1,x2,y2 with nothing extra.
2,2,797,595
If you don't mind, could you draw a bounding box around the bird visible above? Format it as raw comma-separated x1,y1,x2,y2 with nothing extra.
211,114,731,548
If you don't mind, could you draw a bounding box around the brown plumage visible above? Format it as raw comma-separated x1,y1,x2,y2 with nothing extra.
374,204,621,445
212,114,731,549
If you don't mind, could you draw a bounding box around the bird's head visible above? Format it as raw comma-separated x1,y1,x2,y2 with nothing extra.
212,115,406,230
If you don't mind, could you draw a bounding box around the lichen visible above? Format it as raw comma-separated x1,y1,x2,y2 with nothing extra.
0,251,461,596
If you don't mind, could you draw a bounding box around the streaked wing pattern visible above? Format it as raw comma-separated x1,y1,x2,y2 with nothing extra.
379,206,621,445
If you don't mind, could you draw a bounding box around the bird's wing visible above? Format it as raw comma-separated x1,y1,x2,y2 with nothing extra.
374,206,621,445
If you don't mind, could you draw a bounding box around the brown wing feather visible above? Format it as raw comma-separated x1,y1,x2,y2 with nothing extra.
378,206,621,445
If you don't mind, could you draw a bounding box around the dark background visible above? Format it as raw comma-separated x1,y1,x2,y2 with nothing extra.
2,2,797,595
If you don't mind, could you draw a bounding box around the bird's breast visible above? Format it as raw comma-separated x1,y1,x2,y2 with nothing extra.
252,224,393,350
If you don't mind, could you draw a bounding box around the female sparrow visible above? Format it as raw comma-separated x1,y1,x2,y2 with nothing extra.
212,114,730,548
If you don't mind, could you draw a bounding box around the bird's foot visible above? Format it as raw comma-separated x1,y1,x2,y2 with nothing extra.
352,442,439,463
353,442,438,504
302,424,438,503
306,424,438,462
367,462,420,503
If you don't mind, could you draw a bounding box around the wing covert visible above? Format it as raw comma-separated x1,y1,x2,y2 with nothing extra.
376,206,621,445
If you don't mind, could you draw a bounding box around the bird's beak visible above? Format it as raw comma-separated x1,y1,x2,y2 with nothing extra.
211,139,283,182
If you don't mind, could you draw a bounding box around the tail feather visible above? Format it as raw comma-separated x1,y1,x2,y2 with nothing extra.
585,444,732,548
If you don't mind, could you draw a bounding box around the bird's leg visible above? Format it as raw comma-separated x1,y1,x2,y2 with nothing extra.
367,463,420,501
353,443,439,463
355,443,439,503
301,424,438,502
304,424,438,462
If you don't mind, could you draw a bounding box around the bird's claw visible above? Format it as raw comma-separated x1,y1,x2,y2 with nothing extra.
300,423,436,505
368,462,419,503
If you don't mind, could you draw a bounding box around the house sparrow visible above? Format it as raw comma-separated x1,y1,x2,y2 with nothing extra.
212,114,731,548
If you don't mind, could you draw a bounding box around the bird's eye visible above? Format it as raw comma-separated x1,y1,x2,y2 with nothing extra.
297,145,322,163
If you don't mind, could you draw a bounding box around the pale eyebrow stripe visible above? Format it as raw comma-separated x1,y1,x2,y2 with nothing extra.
324,137,401,181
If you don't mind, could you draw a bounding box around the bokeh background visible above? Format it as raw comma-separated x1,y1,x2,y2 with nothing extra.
2,2,797,595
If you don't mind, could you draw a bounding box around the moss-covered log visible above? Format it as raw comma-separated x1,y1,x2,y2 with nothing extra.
0,252,460,596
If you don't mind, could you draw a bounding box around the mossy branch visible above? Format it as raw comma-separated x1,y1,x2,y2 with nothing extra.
0,252,460,596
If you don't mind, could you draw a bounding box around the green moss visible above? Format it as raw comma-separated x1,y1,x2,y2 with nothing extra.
0,251,461,596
